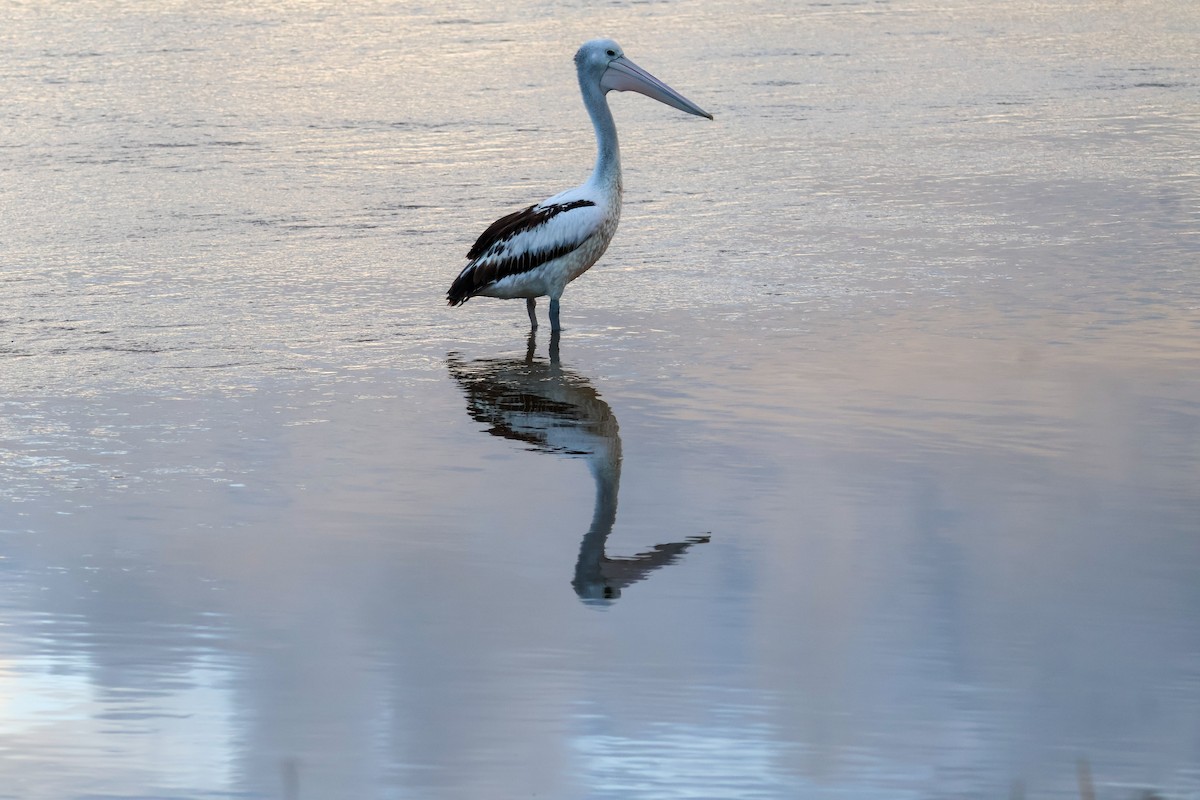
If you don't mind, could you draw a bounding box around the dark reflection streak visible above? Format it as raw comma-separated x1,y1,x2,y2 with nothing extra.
447,332,708,604
281,758,299,800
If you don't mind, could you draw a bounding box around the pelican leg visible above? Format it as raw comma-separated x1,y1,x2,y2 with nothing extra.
526,298,538,330
549,298,561,332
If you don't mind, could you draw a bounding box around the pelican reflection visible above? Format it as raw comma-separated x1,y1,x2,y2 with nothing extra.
447,333,709,604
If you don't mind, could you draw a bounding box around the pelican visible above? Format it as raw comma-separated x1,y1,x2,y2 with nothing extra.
446,39,712,332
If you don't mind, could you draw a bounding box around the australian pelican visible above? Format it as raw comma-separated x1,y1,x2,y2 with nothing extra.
446,39,712,332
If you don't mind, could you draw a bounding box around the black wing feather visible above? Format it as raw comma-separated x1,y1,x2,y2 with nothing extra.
448,200,595,306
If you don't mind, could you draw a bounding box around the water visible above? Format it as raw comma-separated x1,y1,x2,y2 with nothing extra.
1,0,1198,797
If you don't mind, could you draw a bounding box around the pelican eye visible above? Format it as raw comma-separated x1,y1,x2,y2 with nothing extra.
606,49,616,57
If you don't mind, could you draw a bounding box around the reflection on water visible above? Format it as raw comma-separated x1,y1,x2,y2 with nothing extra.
447,333,709,604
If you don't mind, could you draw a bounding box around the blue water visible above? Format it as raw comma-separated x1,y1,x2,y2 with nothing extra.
1,1,1198,798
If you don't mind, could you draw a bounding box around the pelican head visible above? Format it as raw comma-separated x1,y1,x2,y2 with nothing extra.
575,38,713,120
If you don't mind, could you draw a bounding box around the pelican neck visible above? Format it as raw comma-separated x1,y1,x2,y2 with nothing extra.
580,78,622,195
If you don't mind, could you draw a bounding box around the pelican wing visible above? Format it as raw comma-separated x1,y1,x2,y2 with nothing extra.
447,199,601,305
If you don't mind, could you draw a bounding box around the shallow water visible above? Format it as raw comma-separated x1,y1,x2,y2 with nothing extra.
2,1,1199,798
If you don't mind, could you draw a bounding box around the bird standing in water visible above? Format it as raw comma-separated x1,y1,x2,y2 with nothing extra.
446,38,712,332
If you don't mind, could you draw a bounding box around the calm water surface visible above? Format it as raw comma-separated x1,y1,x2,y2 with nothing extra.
2,1,1199,798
